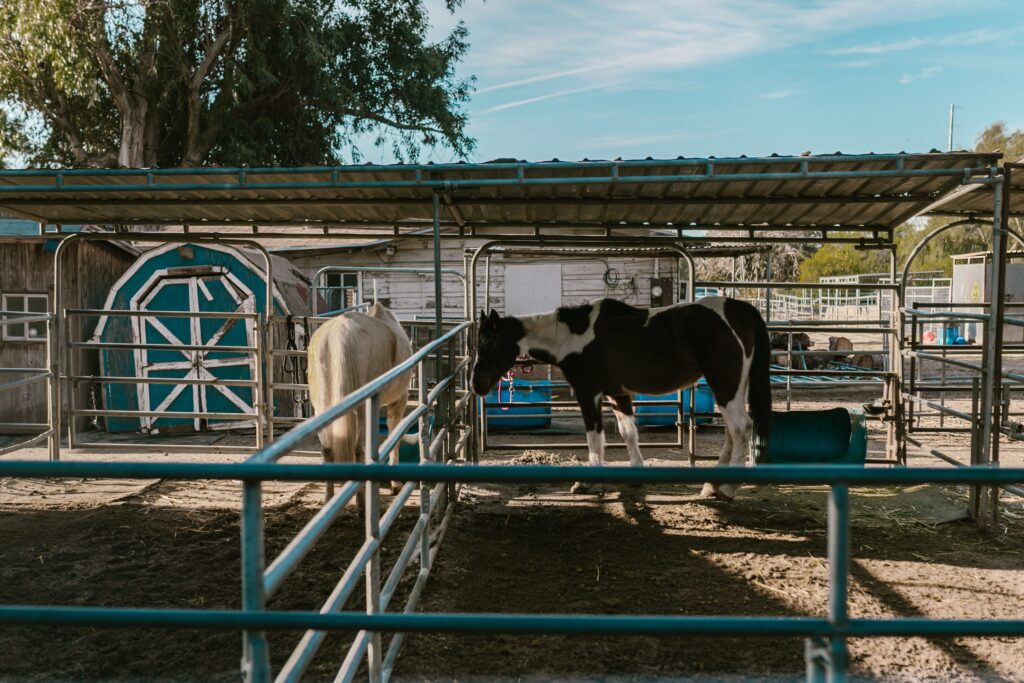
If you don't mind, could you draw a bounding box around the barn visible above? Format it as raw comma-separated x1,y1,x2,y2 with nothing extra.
0,220,135,435
276,230,695,319
92,241,311,433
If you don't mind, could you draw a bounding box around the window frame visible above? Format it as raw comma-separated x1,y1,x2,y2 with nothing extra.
1,292,49,343
323,272,362,311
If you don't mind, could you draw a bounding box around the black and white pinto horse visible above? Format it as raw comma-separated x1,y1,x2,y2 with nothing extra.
471,297,773,499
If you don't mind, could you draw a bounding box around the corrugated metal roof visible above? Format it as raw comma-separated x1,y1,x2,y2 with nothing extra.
0,219,138,254
922,159,1024,217
0,153,999,238
125,224,397,252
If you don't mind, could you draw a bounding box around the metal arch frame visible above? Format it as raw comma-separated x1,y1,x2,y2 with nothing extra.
466,237,697,461
49,232,276,460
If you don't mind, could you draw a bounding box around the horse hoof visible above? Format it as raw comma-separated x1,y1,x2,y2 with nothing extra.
716,484,736,501
699,483,717,498
570,482,589,494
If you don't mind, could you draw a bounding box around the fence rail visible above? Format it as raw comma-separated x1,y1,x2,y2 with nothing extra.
0,461,1021,683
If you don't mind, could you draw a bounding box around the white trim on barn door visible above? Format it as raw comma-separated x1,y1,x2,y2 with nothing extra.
130,270,257,432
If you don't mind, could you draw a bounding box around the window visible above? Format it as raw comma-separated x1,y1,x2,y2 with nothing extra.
2,293,48,342
323,272,360,312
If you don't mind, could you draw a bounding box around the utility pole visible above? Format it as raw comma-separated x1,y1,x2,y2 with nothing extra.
948,104,956,152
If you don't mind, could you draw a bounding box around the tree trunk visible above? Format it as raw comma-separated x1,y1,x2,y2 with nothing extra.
118,102,148,168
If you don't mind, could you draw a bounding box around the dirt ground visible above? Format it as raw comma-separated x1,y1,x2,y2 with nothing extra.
1,391,1024,682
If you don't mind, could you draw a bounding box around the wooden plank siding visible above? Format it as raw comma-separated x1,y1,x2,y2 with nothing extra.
0,240,134,429
281,239,682,320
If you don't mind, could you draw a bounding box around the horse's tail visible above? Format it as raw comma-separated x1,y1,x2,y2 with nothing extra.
748,309,773,442
307,318,361,462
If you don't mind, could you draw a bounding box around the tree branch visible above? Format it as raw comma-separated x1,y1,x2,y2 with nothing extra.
192,28,231,92
83,8,131,115
339,108,444,135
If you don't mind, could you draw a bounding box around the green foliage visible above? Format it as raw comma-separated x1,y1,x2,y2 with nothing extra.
974,121,1024,160
0,0,475,167
894,121,1024,276
797,243,887,282
799,121,1023,281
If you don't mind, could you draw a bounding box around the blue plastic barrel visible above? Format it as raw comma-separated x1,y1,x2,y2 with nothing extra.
485,379,553,429
755,408,867,466
635,380,715,427
944,326,960,345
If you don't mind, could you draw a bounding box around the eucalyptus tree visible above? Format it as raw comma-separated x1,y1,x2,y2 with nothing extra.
0,0,475,167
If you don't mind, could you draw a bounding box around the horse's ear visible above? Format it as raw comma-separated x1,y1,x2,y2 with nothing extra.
479,309,488,324
487,309,500,324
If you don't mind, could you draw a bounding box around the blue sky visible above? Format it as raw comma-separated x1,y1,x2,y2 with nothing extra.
388,0,1024,164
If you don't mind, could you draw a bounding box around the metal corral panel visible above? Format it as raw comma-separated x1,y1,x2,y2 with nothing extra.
0,153,998,235
93,243,308,433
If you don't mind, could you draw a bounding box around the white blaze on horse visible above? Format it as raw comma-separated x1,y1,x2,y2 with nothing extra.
471,297,773,499
307,304,413,498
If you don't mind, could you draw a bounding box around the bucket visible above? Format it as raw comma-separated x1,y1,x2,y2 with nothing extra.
635,380,715,427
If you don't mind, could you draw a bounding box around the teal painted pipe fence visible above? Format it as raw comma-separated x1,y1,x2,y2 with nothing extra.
2,606,1023,637
0,461,1021,486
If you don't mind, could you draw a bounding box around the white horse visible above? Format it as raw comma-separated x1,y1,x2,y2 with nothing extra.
307,304,413,498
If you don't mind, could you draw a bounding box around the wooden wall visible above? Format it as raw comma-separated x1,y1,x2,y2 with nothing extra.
282,238,682,321
0,240,134,429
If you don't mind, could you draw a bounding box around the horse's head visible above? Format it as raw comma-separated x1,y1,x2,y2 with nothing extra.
471,309,523,396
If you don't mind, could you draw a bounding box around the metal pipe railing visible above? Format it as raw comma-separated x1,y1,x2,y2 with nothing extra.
0,462,1022,682
235,321,473,683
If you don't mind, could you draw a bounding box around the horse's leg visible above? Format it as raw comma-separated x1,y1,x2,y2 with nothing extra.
323,445,335,501
700,429,732,499
609,394,644,468
350,408,366,518
384,395,408,495
716,395,752,500
571,391,604,494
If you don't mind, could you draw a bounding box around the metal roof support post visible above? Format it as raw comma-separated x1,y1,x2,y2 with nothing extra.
432,193,442,344
431,192,446,458
887,247,904,465
977,171,1010,527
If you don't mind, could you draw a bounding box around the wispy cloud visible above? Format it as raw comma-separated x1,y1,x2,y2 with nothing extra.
760,88,801,100
828,37,927,56
478,85,606,114
899,65,942,84
461,0,980,98
476,65,607,95
840,59,880,68
827,27,1016,56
